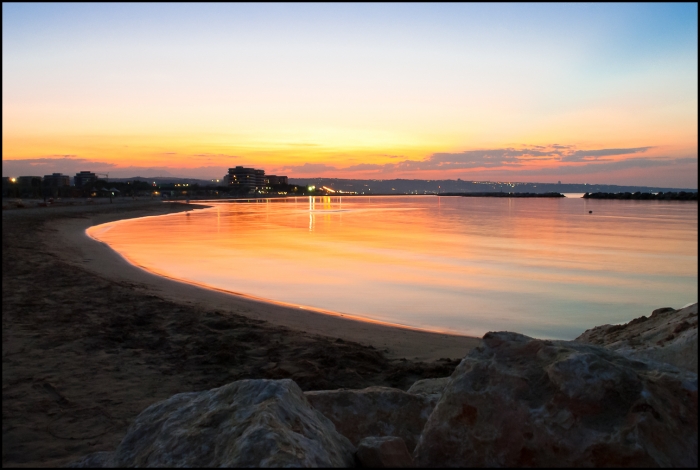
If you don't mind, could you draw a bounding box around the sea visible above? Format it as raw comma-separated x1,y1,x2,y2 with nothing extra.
87,195,698,339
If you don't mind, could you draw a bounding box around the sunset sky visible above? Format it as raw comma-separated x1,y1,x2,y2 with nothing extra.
3,3,698,187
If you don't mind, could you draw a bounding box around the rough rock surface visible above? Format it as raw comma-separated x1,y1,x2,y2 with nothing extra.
576,303,698,373
356,436,413,468
64,451,115,468
305,386,437,453
72,379,355,467
407,377,451,398
413,331,698,467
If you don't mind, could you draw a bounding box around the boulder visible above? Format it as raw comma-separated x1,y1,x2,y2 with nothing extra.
71,379,355,467
356,436,413,468
576,303,698,373
305,386,437,453
413,331,698,467
407,377,451,397
64,451,114,468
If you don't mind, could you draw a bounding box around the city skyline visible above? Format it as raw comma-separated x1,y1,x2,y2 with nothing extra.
3,3,698,188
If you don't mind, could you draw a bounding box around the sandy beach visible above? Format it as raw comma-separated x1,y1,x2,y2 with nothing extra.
2,199,479,467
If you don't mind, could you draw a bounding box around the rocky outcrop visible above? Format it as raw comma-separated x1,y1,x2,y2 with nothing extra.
67,305,699,468
72,379,355,467
413,331,698,467
64,451,115,468
576,303,698,373
356,436,413,468
407,377,451,398
305,386,437,453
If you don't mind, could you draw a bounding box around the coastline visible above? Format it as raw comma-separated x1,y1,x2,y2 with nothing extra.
65,201,480,361
2,199,478,467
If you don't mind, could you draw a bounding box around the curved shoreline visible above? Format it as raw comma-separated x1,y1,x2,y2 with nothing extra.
85,207,464,336
52,201,480,361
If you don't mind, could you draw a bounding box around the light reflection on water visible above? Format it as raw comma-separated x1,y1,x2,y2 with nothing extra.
88,196,698,339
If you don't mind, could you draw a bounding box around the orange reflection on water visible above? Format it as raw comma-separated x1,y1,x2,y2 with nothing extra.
87,196,698,339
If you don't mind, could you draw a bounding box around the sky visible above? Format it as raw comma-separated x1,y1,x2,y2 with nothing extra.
2,3,698,187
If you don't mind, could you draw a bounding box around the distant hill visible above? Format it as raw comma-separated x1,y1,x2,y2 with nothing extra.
288,178,698,195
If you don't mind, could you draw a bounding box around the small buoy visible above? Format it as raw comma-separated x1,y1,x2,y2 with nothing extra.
589,210,592,214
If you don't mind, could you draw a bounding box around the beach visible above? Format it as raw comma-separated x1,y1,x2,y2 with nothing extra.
2,199,479,467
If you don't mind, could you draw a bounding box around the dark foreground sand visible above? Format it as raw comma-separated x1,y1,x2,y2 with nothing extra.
2,199,479,467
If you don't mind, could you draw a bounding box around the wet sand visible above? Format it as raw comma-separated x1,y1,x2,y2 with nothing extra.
2,199,479,467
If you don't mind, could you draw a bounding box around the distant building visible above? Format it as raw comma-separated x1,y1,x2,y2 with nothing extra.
223,166,263,190
222,167,288,191
18,176,43,189
254,169,265,189
1,177,12,196
266,175,288,186
43,173,70,187
74,171,98,188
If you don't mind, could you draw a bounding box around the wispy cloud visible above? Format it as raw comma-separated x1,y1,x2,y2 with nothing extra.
2,157,118,176
562,147,653,162
3,145,692,184
420,145,656,169
230,145,685,178
514,156,697,176
1,156,227,179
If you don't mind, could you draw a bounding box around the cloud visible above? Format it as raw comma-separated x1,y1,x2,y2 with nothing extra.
274,145,670,176
562,147,653,162
2,157,118,177
509,157,696,176
429,149,531,166
1,156,228,180
422,146,656,168
585,156,693,171
3,145,688,183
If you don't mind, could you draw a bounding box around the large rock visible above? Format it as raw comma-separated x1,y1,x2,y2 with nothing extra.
576,303,698,373
356,436,413,468
414,331,698,467
407,377,451,398
305,386,437,453
64,451,115,468
73,379,355,467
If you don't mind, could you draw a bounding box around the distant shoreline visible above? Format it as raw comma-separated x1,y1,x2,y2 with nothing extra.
439,192,565,198
583,191,698,201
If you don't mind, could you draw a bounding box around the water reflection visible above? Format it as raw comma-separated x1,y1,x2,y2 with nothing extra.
88,196,698,339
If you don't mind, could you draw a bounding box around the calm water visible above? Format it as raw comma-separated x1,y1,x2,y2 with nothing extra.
88,196,698,339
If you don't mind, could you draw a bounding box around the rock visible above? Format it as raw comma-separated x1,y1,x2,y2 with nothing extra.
64,451,114,468
356,436,413,468
87,379,354,467
576,303,698,373
407,377,451,397
413,331,698,467
305,386,437,453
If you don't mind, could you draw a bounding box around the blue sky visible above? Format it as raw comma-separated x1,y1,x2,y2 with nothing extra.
3,3,697,186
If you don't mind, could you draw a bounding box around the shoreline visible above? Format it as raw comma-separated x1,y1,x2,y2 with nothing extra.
3,199,476,467
50,200,481,361
85,205,472,339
